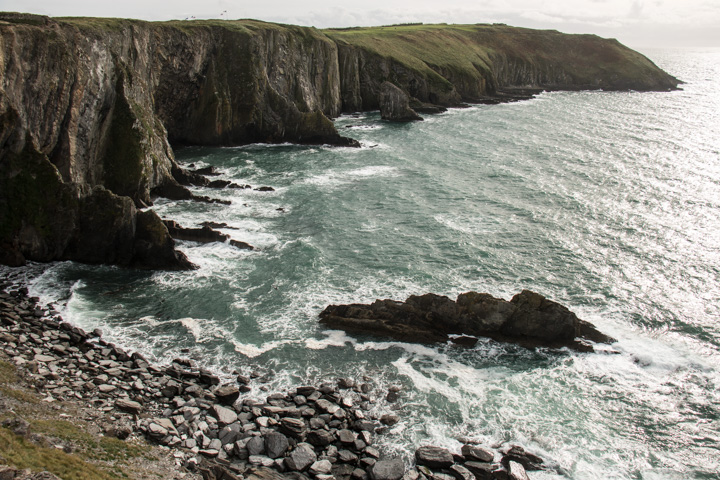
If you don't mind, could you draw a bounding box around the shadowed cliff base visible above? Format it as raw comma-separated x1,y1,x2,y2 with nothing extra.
0,13,680,269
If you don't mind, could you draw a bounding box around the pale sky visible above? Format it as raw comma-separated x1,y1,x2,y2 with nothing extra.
1,0,719,48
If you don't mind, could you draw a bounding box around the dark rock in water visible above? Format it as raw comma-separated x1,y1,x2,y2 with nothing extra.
254,186,275,192
369,458,405,480
230,239,255,251
464,462,494,480
379,82,423,122
208,179,233,189
201,221,239,230
164,220,227,243
163,220,254,251
450,336,478,347
461,444,494,463
379,414,399,426
214,384,241,405
415,446,454,469
501,446,544,471
507,461,530,480
319,290,615,351
132,210,196,270
409,98,448,114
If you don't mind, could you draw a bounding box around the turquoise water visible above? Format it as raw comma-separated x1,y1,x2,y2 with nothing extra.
16,49,720,478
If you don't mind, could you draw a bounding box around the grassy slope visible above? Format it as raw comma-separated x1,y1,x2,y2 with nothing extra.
327,24,494,79
0,358,169,480
325,23,676,91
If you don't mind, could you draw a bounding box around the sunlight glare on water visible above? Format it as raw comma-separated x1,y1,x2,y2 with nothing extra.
19,48,720,479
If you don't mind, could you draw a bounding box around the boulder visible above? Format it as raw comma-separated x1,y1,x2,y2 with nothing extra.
379,82,423,122
461,445,493,463
265,432,289,459
449,465,474,480
211,404,238,426
415,446,454,469
214,384,241,405
286,443,317,471
115,398,143,415
508,461,530,480
463,462,494,480
369,458,405,480
310,460,333,476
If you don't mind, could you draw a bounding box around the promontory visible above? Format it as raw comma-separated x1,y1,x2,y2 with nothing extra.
0,13,680,268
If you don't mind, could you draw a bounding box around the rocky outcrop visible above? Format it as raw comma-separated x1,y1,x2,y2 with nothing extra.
163,220,254,250
319,290,615,351
0,140,193,269
379,82,422,122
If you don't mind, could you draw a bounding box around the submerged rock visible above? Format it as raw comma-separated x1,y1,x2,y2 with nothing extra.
320,290,615,351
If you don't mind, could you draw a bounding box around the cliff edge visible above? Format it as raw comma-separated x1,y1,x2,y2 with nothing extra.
0,14,680,268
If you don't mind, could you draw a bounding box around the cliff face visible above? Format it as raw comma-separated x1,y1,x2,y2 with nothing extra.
152,21,345,146
327,24,679,111
0,15,680,269
0,14,353,267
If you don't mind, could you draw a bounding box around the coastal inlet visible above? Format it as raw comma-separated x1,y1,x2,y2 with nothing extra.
7,48,720,480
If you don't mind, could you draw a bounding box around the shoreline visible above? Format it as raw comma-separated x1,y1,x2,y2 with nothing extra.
1,274,550,480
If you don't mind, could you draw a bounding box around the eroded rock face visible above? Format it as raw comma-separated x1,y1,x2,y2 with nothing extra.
319,290,615,351
0,15,355,269
0,15,679,269
379,82,423,122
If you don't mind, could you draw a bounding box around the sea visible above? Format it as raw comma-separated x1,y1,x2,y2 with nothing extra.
3,48,720,479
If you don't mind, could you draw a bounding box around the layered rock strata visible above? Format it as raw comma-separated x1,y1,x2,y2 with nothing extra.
320,290,615,351
0,14,680,268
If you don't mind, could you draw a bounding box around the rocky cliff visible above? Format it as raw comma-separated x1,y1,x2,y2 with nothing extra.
327,23,679,110
0,14,355,267
0,14,679,268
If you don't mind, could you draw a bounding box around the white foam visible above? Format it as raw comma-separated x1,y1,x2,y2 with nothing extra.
306,330,356,350
302,165,399,187
231,340,287,358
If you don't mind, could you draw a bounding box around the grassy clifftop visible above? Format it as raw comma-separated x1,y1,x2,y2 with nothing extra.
326,23,679,110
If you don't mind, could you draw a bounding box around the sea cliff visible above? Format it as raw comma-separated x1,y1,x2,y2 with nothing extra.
0,13,680,268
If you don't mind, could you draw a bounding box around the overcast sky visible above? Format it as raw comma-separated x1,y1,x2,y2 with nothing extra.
1,0,719,48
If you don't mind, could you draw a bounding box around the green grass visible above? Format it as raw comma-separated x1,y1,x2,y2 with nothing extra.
0,360,39,404
325,23,675,92
0,428,123,480
0,359,16,384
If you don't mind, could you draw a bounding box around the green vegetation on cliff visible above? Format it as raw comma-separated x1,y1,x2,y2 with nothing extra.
326,23,678,108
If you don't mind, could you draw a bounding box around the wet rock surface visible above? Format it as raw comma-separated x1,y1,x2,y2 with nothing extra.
320,290,615,351
1,279,555,480
163,221,255,251
379,82,423,122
